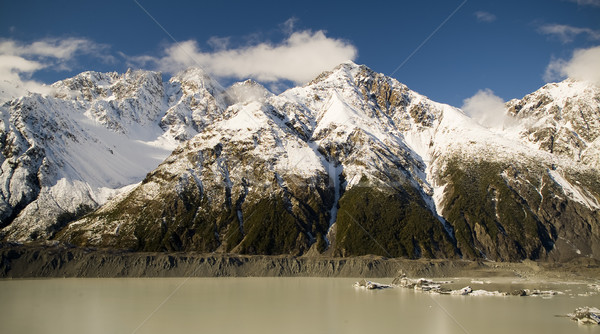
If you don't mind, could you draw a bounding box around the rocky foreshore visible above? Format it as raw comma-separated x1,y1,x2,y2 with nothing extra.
1,243,599,279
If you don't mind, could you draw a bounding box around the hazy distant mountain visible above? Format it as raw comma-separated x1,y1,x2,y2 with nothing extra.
1,62,598,261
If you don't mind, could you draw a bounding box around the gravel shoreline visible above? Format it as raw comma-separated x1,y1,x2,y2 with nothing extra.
1,244,599,280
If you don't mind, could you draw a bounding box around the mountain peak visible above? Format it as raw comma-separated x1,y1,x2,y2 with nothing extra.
335,59,361,70
505,77,600,165
226,79,273,105
169,67,224,98
305,61,362,87
172,66,208,80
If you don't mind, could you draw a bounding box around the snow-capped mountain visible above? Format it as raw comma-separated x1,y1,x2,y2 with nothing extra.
506,79,600,168
2,62,599,261
0,68,225,240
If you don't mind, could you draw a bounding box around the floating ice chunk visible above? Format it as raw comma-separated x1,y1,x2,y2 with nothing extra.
567,307,600,325
353,279,393,290
451,286,473,295
525,289,563,297
470,290,508,297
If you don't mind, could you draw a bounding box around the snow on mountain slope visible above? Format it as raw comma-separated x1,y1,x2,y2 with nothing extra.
0,68,224,241
279,63,434,191
58,62,461,257
58,90,335,254
160,67,228,141
507,79,600,167
275,63,598,260
433,78,600,261
276,62,564,214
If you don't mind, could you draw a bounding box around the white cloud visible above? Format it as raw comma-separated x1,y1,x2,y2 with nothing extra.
538,24,600,43
544,45,600,85
461,89,511,128
566,0,600,6
281,17,299,35
206,36,231,51
0,38,111,102
544,57,567,82
0,54,52,101
474,11,496,23
137,30,357,84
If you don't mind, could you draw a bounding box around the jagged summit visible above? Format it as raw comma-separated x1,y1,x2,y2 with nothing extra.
225,79,273,105
1,63,599,262
170,67,225,96
507,78,600,166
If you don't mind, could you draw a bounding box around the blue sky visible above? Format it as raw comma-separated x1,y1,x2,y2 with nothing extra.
1,0,599,107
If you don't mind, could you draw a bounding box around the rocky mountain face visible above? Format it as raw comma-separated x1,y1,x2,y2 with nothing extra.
2,62,599,262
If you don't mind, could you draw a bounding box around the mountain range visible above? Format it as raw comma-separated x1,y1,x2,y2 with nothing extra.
1,61,598,262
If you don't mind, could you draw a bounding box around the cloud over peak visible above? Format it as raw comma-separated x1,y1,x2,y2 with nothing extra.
461,89,510,128
0,38,109,61
0,28,358,101
133,30,357,85
545,45,600,85
0,38,111,102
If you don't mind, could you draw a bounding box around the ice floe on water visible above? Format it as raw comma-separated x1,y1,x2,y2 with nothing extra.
355,274,600,326
566,307,600,325
353,279,393,290
354,273,569,297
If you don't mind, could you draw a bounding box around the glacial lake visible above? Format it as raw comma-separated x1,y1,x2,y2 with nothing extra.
1,277,599,334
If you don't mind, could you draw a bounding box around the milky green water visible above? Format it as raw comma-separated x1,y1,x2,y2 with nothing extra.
1,277,599,334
